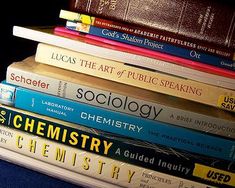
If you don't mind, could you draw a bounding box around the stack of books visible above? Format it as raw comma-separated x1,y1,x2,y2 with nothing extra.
0,0,235,187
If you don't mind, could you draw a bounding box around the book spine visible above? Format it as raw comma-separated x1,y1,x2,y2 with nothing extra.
13,26,235,79
6,63,235,139
66,19,235,71
54,27,235,86
66,21,235,71
0,126,216,188
1,82,235,162
68,0,235,49
35,43,235,112
0,148,119,188
1,104,234,187
59,10,235,60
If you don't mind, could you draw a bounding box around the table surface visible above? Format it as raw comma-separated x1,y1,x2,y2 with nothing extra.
0,159,83,188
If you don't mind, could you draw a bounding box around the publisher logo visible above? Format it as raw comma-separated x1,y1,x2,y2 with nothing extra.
0,110,6,124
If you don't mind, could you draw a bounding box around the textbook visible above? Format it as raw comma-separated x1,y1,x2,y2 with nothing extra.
35,43,235,113
0,104,231,187
66,20,235,71
0,147,113,188
13,25,235,79
59,9,235,60
1,82,235,162
0,124,217,188
54,26,235,85
6,56,235,139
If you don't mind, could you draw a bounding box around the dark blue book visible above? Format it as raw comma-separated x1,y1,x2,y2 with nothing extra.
66,21,235,71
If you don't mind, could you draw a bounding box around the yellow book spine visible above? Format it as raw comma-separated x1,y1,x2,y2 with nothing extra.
59,9,95,25
35,43,235,112
0,125,214,188
59,9,82,21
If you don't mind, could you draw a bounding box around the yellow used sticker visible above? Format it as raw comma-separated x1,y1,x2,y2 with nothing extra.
217,95,235,112
193,163,235,186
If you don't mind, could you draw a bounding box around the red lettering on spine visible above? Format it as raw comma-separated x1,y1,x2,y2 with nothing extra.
10,73,50,89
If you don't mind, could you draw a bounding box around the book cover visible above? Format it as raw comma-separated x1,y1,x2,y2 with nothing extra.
35,43,235,113
59,9,235,60
0,103,234,187
13,25,235,79
1,82,235,162
68,0,235,49
0,124,217,188
6,56,235,139
65,20,235,71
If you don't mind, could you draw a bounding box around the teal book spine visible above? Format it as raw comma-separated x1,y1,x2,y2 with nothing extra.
1,82,235,162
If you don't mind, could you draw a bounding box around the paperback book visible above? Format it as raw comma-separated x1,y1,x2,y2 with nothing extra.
65,20,235,71
6,56,235,139
13,25,235,79
54,26,235,89
35,43,235,113
0,124,218,188
0,104,233,187
1,82,235,162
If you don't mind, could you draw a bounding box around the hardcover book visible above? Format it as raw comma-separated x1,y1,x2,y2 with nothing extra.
59,9,235,61
6,56,235,139
68,0,235,49
35,43,235,113
0,104,232,187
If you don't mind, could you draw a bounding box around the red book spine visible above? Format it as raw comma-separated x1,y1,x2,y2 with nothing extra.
69,0,235,60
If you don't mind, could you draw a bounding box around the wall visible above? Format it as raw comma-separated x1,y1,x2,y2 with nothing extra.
0,0,69,80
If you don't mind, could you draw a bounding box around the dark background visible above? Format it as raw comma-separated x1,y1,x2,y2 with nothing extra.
0,0,234,188
0,1,82,187
0,0,69,81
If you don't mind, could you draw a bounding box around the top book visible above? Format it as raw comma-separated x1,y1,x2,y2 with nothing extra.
68,0,235,49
